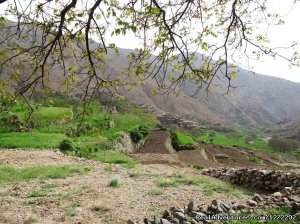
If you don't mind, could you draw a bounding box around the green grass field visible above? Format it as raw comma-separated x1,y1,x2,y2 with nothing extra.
198,132,273,152
0,132,67,148
31,107,73,123
0,98,159,168
176,131,196,145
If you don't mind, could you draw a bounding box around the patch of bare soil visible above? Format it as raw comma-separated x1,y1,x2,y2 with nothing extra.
131,130,298,169
0,149,82,168
178,146,257,168
130,153,183,166
177,145,299,169
0,149,248,224
135,130,170,154
130,130,185,166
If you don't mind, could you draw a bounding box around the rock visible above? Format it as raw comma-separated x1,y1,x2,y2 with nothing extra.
283,197,291,206
187,211,198,218
201,168,300,193
246,199,257,207
173,211,185,221
214,154,230,159
187,201,195,213
161,219,172,224
191,219,199,224
252,194,263,203
153,217,160,224
291,202,300,214
237,204,247,211
170,207,183,213
220,202,231,212
162,210,172,219
207,204,218,214
171,218,180,224
280,189,289,196
210,199,229,213
273,192,282,197
127,220,136,224
288,196,300,202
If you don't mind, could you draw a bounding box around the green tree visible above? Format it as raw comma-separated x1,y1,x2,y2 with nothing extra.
268,136,299,153
0,0,299,102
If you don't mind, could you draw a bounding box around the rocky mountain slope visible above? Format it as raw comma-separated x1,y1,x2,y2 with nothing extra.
107,49,300,126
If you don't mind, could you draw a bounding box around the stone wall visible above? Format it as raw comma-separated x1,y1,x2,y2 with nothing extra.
201,167,300,192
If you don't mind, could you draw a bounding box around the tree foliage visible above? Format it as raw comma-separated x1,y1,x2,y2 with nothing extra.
0,0,299,103
268,136,299,152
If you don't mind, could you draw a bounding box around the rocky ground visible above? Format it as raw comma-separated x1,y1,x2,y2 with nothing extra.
0,149,250,224
1,133,299,224
130,168,300,223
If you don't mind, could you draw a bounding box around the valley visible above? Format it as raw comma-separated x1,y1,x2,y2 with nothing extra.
0,17,300,224
0,95,300,223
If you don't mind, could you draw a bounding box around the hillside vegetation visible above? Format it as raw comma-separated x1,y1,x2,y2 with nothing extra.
0,96,160,168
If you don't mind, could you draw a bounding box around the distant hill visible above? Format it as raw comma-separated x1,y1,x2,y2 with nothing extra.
182,67,300,125
1,20,300,126
108,50,300,125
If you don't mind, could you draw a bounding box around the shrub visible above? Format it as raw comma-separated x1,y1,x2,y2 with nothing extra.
129,124,150,143
193,163,204,170
155,177,178,187
268,136,299,152
74,147,92,158
59,139,74,152
248,156,261,164
108,177,120,187
0,113,24,131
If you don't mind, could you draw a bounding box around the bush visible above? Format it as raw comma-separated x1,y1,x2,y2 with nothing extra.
74,147,92,158
59,139,74,152
268,136,299,152
248,156,261,164
0,113,24,131
193,163,204,170
108,177,120,187
66,122,101,137
129,124,150,143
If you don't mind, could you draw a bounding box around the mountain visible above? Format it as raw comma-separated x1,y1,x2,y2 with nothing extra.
183,68,300,125
1,20,300,126
108,50,300,125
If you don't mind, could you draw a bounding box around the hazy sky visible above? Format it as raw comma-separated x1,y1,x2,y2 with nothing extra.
110,0,300,83
241,0,300,83
1,0,300,83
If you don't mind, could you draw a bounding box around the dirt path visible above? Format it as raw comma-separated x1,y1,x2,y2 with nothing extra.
0,149,248,224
